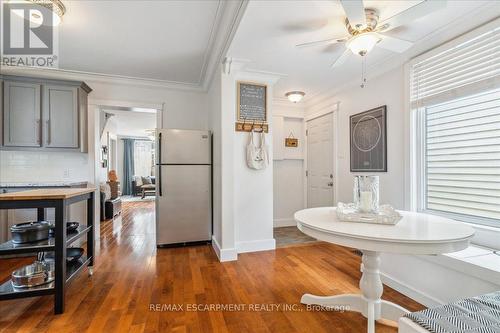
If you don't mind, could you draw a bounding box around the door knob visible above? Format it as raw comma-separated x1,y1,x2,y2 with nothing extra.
327,182,333,187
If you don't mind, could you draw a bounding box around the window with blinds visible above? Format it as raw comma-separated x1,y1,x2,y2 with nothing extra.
410,25,499,109
410,19,500,227
424,88,500,225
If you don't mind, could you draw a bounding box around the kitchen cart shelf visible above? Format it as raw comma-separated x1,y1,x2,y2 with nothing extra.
0,225,92,256
0,187,96,314
0,255,92,301
66,255,91,283
0,239,54,256
67,225,92,246
0,279,54,300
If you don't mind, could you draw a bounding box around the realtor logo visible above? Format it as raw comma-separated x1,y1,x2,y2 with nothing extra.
1,1,58,67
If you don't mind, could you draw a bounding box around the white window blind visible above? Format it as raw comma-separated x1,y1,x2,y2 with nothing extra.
424,88,500,224
410,19,500,227
410,22,500,109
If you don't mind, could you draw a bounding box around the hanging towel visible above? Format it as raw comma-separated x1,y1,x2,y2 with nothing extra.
246,130,269,170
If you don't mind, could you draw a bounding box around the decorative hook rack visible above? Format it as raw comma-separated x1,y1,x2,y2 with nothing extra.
235,119,269,133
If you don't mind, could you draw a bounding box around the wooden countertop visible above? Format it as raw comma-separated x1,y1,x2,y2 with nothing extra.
0,187,96,201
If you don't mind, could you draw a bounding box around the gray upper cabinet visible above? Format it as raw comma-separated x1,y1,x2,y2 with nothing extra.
43,85,79,148
3,81,42,147
0,75,91,152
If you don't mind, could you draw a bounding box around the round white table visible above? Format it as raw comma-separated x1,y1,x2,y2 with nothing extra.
295,207,475,333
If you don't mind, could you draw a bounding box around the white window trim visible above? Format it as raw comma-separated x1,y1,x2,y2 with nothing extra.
405,20,500,249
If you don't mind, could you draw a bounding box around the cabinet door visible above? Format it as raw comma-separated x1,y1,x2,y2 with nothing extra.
43,85,79,148
3,81,42,147
78,88,89,153
0,79,3,146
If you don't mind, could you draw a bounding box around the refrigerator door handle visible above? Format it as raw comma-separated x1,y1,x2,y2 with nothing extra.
158,132,163,196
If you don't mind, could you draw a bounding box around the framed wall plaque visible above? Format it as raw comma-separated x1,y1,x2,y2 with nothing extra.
350,105,387,172
237,81,267,122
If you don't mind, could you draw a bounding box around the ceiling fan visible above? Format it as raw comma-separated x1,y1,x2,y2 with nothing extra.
296,0,447,68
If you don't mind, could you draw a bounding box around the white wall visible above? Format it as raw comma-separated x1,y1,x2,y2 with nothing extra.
307,68,405,208
273,160,304,226
87,81,209,130
209,65,280,261
272,104,306,227
232,73,276,254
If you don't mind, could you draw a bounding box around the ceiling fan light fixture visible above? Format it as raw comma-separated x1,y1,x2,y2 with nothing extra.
10,0,66,26
285,91,305,103
346,32,380,56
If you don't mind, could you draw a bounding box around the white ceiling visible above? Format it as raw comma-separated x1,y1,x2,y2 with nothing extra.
58,0,220,85
227,0,500,103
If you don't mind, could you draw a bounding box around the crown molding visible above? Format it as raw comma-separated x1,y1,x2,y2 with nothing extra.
0,0,248,93
197,0,225,86
303,2,500,111
235,68,287,86
202,0,249,90
222,57,252,74
0,65,206,92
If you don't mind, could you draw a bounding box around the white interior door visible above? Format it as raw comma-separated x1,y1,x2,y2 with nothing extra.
307,113,334,208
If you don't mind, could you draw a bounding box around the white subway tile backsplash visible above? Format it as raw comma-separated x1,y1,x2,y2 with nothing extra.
0,151,89,183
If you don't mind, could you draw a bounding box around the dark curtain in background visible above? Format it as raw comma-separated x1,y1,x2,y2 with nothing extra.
122,139,135,195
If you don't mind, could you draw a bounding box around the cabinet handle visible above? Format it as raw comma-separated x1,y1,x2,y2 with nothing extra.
46,120,51,145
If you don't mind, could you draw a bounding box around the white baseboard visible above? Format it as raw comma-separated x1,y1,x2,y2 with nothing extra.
380,271,443,308
211,235,237,262
236,238,276,253
274,218,296,227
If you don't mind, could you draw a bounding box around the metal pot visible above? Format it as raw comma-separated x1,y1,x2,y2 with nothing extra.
11,253,55,288
10,221,51,244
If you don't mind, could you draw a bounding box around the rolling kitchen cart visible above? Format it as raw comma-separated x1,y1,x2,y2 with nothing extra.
0,187,96,314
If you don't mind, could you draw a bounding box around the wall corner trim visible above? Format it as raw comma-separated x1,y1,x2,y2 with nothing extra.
212,235,238,262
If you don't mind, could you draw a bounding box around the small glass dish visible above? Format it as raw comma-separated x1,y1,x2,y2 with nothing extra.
336,202,402,225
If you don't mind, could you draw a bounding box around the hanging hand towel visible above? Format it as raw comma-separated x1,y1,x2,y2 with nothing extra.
246,131,269,170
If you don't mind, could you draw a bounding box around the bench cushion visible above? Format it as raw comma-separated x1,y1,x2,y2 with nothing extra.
405,291,500,333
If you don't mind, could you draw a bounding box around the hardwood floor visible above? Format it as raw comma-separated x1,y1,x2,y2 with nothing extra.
0,201,424,333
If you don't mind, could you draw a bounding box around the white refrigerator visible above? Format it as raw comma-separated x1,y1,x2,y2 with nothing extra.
155,129,212,246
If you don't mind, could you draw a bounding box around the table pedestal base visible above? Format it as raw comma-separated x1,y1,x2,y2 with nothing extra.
301,251,409,333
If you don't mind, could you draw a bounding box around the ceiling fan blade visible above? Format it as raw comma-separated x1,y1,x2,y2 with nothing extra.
378,0,447,32
331,49,351,68
377,35,413,53
340,0,367,29
296,37,347,48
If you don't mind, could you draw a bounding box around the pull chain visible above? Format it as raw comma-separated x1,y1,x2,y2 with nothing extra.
360,56,367,88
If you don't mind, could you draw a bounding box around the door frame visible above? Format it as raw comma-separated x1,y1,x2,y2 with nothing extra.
304,103,340,208
87,98,164,241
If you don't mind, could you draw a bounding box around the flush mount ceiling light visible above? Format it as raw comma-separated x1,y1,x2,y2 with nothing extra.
285,91,305,103
9,0,66,26
346,32,381,56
